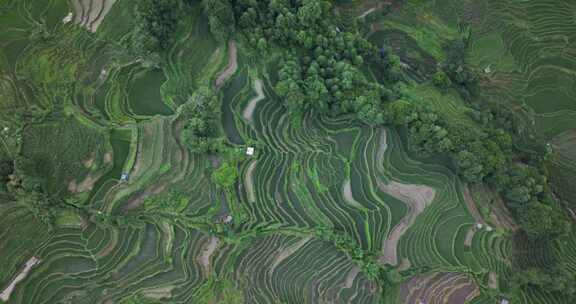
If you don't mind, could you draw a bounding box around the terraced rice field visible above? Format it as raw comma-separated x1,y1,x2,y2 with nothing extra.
1,0,572,303
366,0,576,302
464,0,576,140
369,0,576,139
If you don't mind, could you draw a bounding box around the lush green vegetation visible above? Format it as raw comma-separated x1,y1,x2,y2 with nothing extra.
1,0,574,303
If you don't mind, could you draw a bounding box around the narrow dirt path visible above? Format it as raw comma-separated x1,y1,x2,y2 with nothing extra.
358,7,376,18
376,129,388,171
357,1,388,19
462,185,485,224
242,79,264,123
378,181,436,266
268,236,312,275
490,194,518,231
215,41,238,90
0,257,40,302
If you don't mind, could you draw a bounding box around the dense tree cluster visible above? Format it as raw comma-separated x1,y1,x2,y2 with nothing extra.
144,191,190,212
514,263,576,300
132,0,181,61
201,0,236,42
0,155,13,193
130,0,572,297
440,37,479,99
2,155,58,226
181,88,225,153
384,99,570,238
213,162,238,188
196,0,572,241
231,0,387,123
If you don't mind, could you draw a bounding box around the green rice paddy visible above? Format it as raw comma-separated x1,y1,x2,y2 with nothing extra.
0,0,574,303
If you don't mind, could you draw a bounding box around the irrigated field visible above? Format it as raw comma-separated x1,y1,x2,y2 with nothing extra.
0,0,574,303
364,0,576,302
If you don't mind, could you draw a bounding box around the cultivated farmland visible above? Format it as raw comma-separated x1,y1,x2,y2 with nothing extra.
1,0,575,303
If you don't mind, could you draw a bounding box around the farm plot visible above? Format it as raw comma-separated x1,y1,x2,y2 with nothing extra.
225,70,510,293
216,234,381,303
70,0,118,33
0,0,531,303
5,221,216,303
399,272,479,304
0,204,51,297
20,116,108,196
464,0,576,139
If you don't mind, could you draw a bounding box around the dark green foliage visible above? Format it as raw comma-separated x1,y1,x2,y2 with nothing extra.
202,0,236,42
384,98,571,239
182,88,224,153
144,191,190,212
514,264,576,300
224,0,573,248
547,161,576,210
18,118,105,195
234,0,386,124
517,201,570,238
432,69,451,91
442,37,478,99
132,0,181,61
7,157,57,227
213,161,238,188
0,156,13,192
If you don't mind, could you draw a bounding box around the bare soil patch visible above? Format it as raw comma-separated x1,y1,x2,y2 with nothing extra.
490,194,518,231
399,272,479,304
215,41,237,90
464,226,476,247
398,257,411,271
89,0,117,32
71,0,117,32
104,152,112,163
376,129,388,171
378,180,435,266
344,266,360,289
342,180,364,209
0,257,40,302
198,236,220,275
245,160,257,203
488,271,498,289
242,79,264,122
68,174,100,193
71,0,85,24
142,286,175,300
